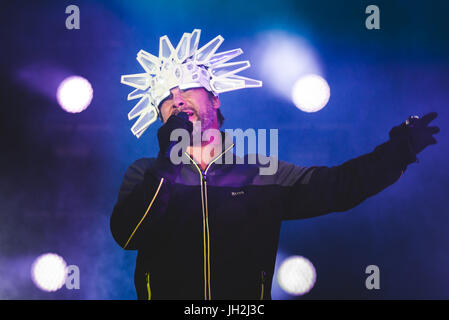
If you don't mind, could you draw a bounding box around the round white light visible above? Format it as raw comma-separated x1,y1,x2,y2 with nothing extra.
56,76,93,113
31,253,67,292
255,31,322,99
277,255,316,295
291,74,330,113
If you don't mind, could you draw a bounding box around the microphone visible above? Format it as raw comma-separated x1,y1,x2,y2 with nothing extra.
165,111,190,158
176,111,189,122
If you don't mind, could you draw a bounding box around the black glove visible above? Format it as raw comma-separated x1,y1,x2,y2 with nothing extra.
389,112,440,158
157,112,193,158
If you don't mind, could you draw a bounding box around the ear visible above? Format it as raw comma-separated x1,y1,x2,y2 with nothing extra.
212,96,220,110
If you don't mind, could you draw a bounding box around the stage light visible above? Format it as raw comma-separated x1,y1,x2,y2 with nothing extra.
291,74,330,112
31,253,67,292
277,255,316,295
254,31,322,99
56,76,93,113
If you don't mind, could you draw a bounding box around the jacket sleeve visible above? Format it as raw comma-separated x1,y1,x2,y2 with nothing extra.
280,137,417,220
110,157,172,250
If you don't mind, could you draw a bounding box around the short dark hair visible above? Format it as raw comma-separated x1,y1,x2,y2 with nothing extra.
206,90,225,128
216,109,225,128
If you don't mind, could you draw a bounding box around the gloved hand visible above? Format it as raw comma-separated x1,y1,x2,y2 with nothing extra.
389,112,440,157
157,112,193,158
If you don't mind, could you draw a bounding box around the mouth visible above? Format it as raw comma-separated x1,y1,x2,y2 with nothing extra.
179,108,197,122
182,110,194,117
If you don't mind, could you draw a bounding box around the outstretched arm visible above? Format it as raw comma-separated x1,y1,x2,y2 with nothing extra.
282,112,439,220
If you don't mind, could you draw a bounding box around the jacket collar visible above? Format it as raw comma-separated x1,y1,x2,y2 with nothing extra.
184,131,235,175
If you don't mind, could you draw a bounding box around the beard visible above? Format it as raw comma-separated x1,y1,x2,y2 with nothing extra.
192,105,217,137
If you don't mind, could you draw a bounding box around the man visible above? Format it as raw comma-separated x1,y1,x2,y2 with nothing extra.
111,30,439,299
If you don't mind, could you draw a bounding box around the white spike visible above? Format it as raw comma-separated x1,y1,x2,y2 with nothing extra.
188,29,201,57
137,50,160,75
128,96,151,120
210,78,245,93
227,75,263,88
195,35,224,64
127,88,147,101
159,36,176,59
210,61,250,78
175,32,191,63
121,73,151,90
131,108,157,137
207,48,243,67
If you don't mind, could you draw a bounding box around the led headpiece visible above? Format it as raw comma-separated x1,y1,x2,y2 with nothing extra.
121,29,262,138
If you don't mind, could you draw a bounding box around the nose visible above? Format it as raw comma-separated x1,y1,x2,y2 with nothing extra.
171,89,186,110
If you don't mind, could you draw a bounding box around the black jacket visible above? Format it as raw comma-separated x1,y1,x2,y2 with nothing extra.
110,134,416,300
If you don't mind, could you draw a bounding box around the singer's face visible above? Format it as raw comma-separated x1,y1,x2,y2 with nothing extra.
159,87,220,131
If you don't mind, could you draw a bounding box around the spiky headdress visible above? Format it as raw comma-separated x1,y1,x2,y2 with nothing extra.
121,29,262,138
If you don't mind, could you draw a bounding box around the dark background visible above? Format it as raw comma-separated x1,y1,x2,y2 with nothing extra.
0,0,448,299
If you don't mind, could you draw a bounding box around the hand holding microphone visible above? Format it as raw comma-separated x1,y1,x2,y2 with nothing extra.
157,112,193,158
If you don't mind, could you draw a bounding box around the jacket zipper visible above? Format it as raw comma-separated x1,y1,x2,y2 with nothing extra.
124,178,165,249
185,144,234,300
260,271,266,300
145,272,151,300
